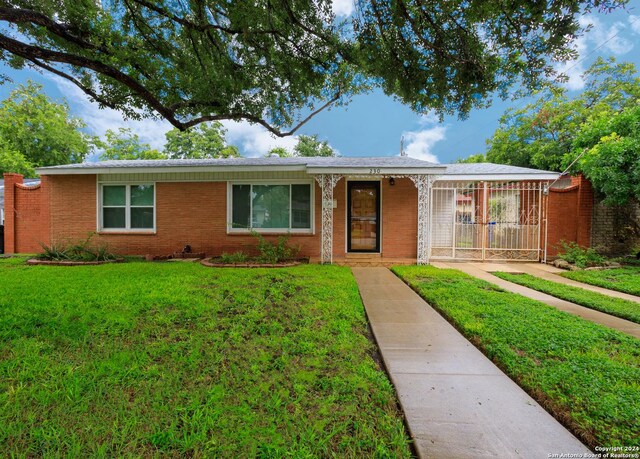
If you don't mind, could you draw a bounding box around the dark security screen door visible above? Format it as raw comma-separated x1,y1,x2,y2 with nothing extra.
348,181,380,252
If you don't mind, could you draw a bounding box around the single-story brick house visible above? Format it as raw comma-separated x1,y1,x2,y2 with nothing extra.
4,157,593,264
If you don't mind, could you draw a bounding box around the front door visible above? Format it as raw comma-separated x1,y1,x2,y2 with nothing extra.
348,181,380,252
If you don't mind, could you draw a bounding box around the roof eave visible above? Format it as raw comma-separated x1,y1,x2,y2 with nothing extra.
306,166,447,175
36,164,449,176
437,173,560,181
35,164,310,175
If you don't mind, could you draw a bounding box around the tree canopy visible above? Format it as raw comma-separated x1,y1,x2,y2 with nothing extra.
477,58,640,205
294,135,335,157
0,0,624,135
0,81,96,175
164,122,240,159
100,128,165,161
265,135,335,157
266,147,292,158
0,140,34,177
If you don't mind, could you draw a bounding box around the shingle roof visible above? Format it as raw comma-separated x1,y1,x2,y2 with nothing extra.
38,156,441,170
34,156,558,179
440,163,557,176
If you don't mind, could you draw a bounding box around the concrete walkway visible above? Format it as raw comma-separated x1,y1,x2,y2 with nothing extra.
433,262,640,339
352,267,588,459
515,263,640,304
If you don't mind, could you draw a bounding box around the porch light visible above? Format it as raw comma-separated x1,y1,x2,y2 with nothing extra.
389,177,395,186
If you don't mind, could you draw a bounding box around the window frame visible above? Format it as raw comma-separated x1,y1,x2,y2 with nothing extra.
227,180,315,234
98,183,156,233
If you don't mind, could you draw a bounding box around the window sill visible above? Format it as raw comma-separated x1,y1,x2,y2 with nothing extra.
97,231,157,236
227,231,315,237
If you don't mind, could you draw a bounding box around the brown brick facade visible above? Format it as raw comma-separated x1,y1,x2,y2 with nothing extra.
5,172,603,261
44,175,323,257
3,173,420,260
381,178,418,258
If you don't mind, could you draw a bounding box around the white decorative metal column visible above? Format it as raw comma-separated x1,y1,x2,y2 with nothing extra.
409,175,435,265
315,174,341,264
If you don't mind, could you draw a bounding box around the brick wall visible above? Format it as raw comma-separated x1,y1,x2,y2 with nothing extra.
381,177,418,258
2,173,50,253
45,175,323,257
331,177,418,259
591,198,640,256
545,175,593,257
9,171,612,261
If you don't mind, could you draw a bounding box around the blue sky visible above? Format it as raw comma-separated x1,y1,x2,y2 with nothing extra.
1,1,639,164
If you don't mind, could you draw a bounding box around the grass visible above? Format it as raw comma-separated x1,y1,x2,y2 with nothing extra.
493,272,640,324
392,265,640,448
561,266,640,297
0,259,410,457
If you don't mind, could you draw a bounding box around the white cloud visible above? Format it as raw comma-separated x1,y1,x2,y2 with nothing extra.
332,0,354,17
222,121,300,157
46,74,317,158
48,75,172,151
580,15,633,55
417,110,440,126
629,15,640,35
556,14,633,91
401,126,446,163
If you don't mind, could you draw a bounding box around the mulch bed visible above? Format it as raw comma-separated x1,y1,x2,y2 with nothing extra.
27,259,125,266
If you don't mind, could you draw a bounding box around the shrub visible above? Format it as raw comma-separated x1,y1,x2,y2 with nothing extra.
251,231,300,264
39,234,118,262
218,251,248,264
557,241,605,268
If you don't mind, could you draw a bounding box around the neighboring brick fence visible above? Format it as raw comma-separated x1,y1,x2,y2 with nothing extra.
545,175,593,258
591,198,640,256
2,173,50,254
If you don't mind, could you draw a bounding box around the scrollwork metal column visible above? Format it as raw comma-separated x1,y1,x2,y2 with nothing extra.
314,174,341,264
409,175,436,265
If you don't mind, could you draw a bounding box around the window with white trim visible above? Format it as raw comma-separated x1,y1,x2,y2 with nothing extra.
100,184,155,231
229,182,313,232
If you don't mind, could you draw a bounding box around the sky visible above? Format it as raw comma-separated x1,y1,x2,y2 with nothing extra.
1,1,639,165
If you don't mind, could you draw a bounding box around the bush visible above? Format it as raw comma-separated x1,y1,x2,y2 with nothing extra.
39,234,118,262
218,251,248,264
251,231,300,264
557,241,605,268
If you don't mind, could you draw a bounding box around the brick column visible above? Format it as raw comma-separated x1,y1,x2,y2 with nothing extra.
574,175,593,248
3,173,24,254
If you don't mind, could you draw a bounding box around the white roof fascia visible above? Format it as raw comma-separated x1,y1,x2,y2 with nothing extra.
437,173,560,181
35,165,310,175
36,165,448,176
306,167,446,175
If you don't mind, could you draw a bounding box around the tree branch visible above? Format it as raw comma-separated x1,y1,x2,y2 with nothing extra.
0,6,102,52
0,32,340,136
0,32,184,126
182,91,342,137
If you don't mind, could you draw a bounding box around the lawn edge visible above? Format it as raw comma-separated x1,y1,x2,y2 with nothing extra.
492,272,640,325
354,278,420,459
559,270,640,298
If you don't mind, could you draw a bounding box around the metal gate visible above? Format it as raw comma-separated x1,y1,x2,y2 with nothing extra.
429,181,547,261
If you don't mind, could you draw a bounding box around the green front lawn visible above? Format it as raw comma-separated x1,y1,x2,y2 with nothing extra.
561,267,640,297
392,265,640,448
493,272,640,324
0,260,410,457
